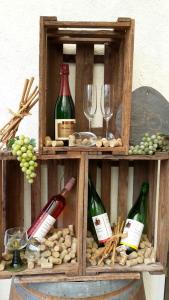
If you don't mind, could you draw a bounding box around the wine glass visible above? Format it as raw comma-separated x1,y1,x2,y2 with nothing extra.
100,84,114,139
4,227,28,272
83,84,97,132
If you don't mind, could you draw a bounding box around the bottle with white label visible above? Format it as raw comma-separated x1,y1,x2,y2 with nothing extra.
120,182,149,253
27,177,76,242
88,176,112,244
55,63,76,143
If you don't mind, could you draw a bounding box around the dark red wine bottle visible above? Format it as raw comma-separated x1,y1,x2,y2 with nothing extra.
27,177,76,242
55,63,76,142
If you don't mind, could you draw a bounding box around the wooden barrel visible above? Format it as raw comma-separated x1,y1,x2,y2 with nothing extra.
10,278,145,300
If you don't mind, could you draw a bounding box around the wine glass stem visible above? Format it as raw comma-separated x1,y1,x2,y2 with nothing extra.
89,119,92,132
106,119,109,139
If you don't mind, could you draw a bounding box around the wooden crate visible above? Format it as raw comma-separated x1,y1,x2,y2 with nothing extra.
39,16,134,155
0,153,85,278
83,154,169,276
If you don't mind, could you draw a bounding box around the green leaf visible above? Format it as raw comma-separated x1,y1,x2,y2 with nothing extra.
7,136,19,150
30,138,36,148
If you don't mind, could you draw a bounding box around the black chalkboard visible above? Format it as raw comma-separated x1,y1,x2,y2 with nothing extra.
116,86,169,145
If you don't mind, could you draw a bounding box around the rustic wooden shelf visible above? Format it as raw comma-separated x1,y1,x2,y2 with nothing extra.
86,262,164,275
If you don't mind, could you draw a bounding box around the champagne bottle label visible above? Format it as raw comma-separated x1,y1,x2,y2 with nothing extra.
120,219,144,250
55,119,76,140
30,213,56,242
92,213,112,243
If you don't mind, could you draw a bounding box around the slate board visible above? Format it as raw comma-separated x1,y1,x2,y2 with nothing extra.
116,86,169,145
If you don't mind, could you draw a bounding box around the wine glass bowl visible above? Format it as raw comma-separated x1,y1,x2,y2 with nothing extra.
83,84,97,132
100,84,114,139
4,227,28,272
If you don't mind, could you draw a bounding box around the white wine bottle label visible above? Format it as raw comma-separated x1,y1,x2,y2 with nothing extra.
31,213,56,242
120,219,144,250
55,119,76,140
92,213,112,243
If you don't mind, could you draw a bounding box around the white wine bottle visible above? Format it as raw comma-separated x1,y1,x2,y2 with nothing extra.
120,182,149,253
88,176,112,244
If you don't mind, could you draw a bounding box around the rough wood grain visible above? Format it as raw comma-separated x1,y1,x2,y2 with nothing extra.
147,160,158,242
118,160,129,219
48,29,122,38
5,160,24,228
46,41,63,140
157,160,169,266
15,273,140,284
133,160,149,204
31,160,41,223
76,154,86,275
39,16,48,152
44,20,131,29
101,161,111,215
75,44,94,132
0,160,5,255
120,19,134,152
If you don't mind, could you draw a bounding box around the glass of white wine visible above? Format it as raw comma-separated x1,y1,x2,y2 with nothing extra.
4,227,28,272
83,84,97,132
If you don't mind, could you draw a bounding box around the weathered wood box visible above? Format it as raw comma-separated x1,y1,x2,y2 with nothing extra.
0,153,85,277
83,154,169,276
39,16,134,155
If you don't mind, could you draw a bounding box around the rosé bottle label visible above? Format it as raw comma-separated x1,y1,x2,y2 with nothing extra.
120,218,144,250
92,213,112,243
31,213,56,242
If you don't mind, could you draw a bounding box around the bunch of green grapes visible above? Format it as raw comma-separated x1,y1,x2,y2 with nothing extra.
11,135,37,183
129,133,169,155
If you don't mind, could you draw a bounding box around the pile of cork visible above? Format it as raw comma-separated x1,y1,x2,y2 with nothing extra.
86,232,156,267
0,225,77,271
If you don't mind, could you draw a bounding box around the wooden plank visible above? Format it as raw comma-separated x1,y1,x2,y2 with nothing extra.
15,273,140,283
75,44,94,132
147,161,157,242
48,29,122,38
44,20,132,29
120,20,134,152
0,160,5,255
104,43,121,136
0,263,78,278
117,160,129,219
61,160,78,227
101,161,111,214
46,41,63,140
133,160,149,204
47,160,59,199
86,262,164,274
31,160,41,223
89,160,98,186
76,154,86,275
82,154,89,275
157,160,169,266
39,16,48,151
5,161,24,228
63,54,104,64
51,36,116,44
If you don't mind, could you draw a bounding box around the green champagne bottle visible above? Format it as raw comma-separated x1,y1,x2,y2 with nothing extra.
120,182,149,253
55,64,76,142
88,176,112,244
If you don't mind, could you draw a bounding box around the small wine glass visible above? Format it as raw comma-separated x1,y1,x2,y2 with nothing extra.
4,227,28,272
83,84,97,132
100,84,114,139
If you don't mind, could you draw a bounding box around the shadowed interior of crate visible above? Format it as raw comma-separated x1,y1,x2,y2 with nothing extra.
0,159,81,262
45,29,125,142
85,159,160,272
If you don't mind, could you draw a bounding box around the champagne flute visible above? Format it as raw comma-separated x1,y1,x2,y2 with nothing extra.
4,227,28,272
83,84,97,132
100,84,113,139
